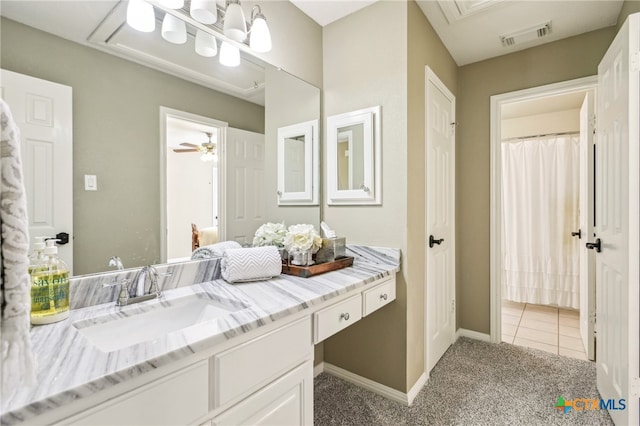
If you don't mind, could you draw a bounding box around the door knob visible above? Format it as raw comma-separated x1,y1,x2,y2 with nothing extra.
571,229,581,239
46,232,70,245
429,235,444,248
586,238,602,253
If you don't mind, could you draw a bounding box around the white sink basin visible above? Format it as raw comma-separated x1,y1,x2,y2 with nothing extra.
74,295,242,352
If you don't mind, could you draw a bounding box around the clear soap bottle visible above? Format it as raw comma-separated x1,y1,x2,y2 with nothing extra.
28,237,47,275
30,239,70,325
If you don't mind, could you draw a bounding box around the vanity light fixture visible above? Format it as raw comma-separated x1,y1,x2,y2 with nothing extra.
223,0,247,42
126,0,155,33
195,30,218,57
191,0,218,24
161,13,187,44
127,0,272,66
219,41,240,67
249,5,271,53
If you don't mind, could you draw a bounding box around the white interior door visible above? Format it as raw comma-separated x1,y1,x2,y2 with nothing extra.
225,127,266,244
578,91,596,360
425,67,456,372
594,13,639,426
0,69,73,272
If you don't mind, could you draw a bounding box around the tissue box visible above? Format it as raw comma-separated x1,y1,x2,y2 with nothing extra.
314,237,346,264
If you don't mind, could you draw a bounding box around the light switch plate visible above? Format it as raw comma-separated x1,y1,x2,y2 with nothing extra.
84,175,97,191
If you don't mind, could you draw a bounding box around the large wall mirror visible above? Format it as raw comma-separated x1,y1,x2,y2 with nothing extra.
0,1,321,276
327,106,381,205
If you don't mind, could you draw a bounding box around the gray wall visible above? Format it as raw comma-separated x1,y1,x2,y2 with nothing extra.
456,27,617,334
1,17,265,275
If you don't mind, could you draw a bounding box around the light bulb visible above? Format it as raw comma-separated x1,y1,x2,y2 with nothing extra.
195,30,218,57
126,0,155,33
249,16,271,53
219,41,240,67
223,2,247,42
190,0,217,24
161,13,187,44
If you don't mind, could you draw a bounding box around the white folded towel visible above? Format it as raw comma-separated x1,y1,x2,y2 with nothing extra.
221,246,282,283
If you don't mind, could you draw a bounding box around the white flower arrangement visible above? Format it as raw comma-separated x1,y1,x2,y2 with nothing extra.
253,222,287,248
283,224,323,254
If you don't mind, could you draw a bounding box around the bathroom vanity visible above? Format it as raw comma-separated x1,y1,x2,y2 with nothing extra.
0,246,399,426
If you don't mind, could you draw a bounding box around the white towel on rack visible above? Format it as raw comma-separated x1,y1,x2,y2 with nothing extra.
221,246,282,283
0,99,35,396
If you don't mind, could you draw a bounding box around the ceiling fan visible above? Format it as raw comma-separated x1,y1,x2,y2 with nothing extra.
173,132,217,161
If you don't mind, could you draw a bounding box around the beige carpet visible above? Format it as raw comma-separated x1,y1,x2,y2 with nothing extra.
314,337,613,425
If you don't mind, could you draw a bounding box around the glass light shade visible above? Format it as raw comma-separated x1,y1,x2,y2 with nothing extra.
195,30,218,57
190,0,218,24
200,151,217,162
161,13,187,44
223,2,247,42
249,17,271,53
126,0,155,33
158,0,184,9
219,42,241,67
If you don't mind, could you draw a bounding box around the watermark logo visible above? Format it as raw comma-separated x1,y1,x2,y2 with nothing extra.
555,396,626,414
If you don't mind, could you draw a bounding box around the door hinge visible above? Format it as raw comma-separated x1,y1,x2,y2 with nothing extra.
451,299,455,312
631,51,640,73
591,114,596,135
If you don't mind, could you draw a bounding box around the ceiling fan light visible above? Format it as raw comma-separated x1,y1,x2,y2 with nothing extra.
191,0,218,24
162,13,187,44
158,0,184,9
195,30,218,57
249,15,271,53
219,41,240,67
200,151,217,162
126,0,155,33
223,2,247,42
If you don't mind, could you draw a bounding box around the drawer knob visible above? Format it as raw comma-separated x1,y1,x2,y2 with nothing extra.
340,312,350,321
380,293,388,301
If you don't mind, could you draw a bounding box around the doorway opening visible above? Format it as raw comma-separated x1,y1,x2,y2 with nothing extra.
489,76,597,360
160,107,228,263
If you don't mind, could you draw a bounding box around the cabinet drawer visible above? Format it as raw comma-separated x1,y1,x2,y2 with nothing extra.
314,294,362,343
363,277,396,316
66,361,208,426
213,316,312,408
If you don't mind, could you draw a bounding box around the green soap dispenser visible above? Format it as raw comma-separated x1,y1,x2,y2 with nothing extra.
30,239,70,325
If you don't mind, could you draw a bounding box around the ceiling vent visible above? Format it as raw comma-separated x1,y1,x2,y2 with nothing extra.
501,21,551,47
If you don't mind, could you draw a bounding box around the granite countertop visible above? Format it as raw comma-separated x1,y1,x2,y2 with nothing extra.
1,246,400,425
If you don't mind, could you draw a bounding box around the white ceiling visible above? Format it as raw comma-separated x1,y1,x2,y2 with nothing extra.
289,0,378,26
501,90,588,119
290,0,624,66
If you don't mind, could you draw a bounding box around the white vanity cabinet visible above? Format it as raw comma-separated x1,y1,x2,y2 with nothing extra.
45,274,395,426
63,361,210,426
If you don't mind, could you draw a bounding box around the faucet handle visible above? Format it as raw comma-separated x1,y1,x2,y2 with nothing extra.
103,278,131,306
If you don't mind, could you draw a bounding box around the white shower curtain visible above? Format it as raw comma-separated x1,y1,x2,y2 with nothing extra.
501,134,580,309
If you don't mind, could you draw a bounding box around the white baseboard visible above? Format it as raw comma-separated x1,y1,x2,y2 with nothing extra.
456,328,491,342
406,372,428,405
313,362,324,378
323,363,427,406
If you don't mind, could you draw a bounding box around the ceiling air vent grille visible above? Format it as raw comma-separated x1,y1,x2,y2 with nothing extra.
501,21,552,47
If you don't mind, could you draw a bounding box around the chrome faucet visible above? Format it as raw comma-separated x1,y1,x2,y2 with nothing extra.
103,265,171,307
108,256,124,270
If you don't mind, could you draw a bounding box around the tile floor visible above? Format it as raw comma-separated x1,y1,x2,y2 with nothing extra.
501,299,588,360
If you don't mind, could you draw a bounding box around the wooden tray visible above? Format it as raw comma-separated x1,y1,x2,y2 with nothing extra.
281,256,354,278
